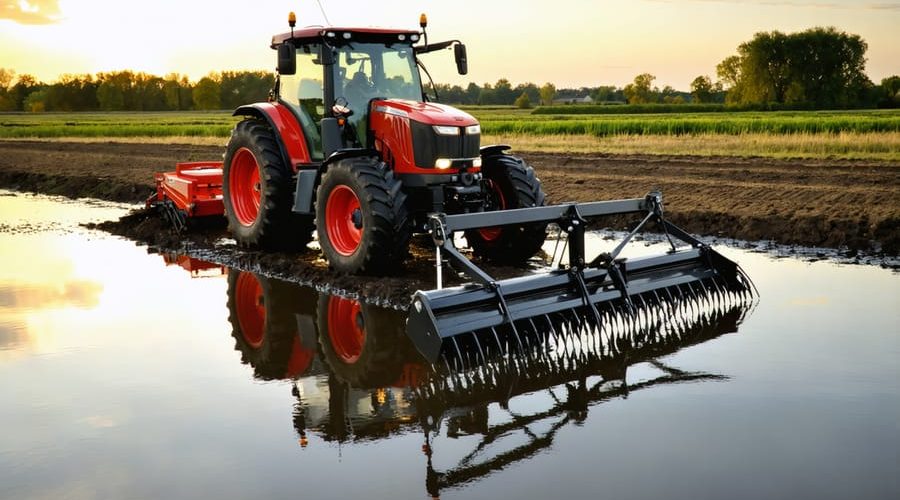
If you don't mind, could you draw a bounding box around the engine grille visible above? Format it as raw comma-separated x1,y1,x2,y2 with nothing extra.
410,120,480,168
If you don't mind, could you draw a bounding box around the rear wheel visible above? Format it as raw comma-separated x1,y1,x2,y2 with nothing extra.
316,156,410,274
223,119,314,250
466,154,548,264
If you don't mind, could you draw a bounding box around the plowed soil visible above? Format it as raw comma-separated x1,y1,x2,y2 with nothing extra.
1,140,898,254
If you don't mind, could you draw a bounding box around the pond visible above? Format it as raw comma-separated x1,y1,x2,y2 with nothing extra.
1,191,897,499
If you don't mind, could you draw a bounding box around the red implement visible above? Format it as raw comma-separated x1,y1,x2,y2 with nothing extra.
147,162,225,230
148,161,225,216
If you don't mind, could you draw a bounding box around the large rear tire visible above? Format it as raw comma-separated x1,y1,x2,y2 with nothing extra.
223,119,315,251
466,153,548,264
316,156,410,274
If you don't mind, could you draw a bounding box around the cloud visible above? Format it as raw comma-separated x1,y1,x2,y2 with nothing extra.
643,0,900,11
1,0,62,25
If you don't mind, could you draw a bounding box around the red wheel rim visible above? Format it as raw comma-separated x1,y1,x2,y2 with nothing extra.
285,339,315,378
325,185,363,256
235,273,265,349
478,179,507,241
327,296,365,364
229,147,261,226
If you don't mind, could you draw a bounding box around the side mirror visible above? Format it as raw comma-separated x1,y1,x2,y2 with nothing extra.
278,43,296,75
454,43,468,75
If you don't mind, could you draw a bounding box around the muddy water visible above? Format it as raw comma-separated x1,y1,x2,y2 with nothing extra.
1,191,898,500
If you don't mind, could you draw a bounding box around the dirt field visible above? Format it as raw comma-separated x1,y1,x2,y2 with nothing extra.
1,140,898,254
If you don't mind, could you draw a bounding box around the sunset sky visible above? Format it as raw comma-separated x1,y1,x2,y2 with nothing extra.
1,0,897,89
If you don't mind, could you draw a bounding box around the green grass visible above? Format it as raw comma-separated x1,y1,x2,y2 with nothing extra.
465,108,900,136
1,108,898,160
530,103,894,115
0,111,239,138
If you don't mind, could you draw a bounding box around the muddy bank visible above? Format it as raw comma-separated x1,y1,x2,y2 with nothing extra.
90,210,534,308
2,140,899,254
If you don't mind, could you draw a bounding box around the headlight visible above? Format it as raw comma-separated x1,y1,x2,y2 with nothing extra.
434,158,452,169
433,125,459,136
472,157,482,168
465,124,481,135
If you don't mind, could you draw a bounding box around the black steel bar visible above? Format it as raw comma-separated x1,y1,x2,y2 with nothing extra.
439,198,647,232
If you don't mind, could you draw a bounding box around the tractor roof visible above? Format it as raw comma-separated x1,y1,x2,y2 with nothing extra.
271,27,420,48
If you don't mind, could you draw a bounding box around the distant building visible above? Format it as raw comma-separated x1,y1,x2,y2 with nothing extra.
552,95,594,105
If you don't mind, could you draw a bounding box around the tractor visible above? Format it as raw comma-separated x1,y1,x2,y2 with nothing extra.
149,13,755,360
218,12,545,274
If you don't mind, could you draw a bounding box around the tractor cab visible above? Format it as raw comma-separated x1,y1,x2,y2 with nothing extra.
270,21,476,174
272,27,426,159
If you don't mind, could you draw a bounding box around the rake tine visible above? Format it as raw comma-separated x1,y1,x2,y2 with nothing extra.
489,326,504,357
470,331,487,366
450,336,466,370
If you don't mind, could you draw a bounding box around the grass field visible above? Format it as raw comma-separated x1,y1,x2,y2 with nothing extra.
2,107,898,160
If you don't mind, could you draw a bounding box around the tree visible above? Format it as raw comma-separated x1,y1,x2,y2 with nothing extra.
539,82,556,106
690,75,720,103
623,73,658,104
24,89,47,112
0,68,15,111
11,74,40,111
477,82,494,105
880,75,900,107
491,78,515,105
96,71,139,111
591,85,619,103
163,73,193,110
718,27,871,107
513,82,540,105
716,55,743,104
514,92,532,109
193,76,221,110
465,82,481,104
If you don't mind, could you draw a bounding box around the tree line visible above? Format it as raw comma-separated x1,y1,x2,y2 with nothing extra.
1,27,897,112
0,70,273,112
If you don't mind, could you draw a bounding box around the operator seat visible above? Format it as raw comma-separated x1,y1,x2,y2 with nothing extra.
343,71,372,110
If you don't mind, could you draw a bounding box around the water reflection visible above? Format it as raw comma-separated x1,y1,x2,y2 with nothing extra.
209,262,752,498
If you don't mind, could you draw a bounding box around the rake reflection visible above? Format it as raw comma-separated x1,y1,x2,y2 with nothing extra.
213,263,755,498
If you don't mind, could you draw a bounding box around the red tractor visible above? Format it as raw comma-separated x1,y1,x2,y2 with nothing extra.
151,13,546,274
151,13,754,358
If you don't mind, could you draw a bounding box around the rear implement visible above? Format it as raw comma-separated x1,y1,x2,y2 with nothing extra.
146,161,224,231
407,191,756,366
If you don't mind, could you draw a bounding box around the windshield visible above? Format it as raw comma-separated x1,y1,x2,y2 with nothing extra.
278,41,423,154
334,42,422,110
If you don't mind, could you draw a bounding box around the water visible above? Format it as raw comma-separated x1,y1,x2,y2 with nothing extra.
1,191,898,499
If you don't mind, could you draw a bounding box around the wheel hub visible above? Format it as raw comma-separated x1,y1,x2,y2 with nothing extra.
325,184,363,256
229,147,262,227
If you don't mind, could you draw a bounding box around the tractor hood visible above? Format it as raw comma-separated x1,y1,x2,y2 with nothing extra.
372,99,478,127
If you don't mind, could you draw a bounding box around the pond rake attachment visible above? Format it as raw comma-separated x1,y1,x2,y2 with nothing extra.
406,191,756,367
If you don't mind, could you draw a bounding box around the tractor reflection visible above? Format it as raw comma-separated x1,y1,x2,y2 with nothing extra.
216,266,751,499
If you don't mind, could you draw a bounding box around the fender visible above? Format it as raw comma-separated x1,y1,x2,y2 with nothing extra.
479,144,512,158
323,148,377,168
233,102,312,173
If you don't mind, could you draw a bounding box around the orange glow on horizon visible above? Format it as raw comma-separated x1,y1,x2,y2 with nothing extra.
0,0,897,90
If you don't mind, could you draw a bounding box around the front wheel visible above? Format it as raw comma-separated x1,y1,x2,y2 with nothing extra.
465,154,548,264
315,157,410,274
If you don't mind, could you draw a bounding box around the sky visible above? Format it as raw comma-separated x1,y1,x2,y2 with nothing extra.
0,0,897,89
